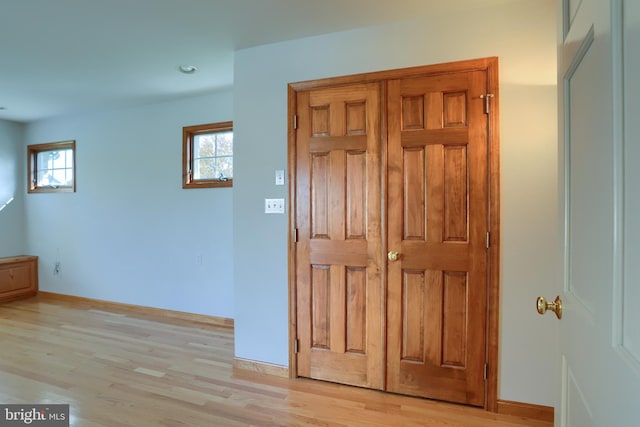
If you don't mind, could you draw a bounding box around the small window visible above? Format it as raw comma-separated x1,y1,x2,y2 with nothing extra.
182,121,233,189
27,140,76,193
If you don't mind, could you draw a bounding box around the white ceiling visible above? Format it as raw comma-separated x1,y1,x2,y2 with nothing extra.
0,0,519,123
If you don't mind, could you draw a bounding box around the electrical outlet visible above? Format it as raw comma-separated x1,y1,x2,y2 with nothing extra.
54,262,61,275
265,198,285,214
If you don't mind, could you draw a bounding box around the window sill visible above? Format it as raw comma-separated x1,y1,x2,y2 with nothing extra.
183,179,233,189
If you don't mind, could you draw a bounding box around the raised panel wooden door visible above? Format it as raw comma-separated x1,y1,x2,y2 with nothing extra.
295,83,384,389
386,71,488,406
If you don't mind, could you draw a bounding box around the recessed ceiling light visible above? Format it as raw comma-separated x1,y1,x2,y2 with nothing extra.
178,65,198,74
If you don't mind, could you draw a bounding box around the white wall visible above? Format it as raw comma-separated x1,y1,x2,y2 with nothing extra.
233,0,558,406
24,90,235,318
0,120,26,257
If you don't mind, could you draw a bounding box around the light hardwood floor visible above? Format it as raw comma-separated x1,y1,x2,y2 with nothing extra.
0,296,551,427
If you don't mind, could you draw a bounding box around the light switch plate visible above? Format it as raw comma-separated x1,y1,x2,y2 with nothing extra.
275,170,285,186
265,198,285,214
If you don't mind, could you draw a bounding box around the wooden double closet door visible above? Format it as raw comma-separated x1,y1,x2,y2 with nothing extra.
290,58,497,408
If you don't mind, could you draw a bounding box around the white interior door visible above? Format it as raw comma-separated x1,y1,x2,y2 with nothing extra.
556,0,640,425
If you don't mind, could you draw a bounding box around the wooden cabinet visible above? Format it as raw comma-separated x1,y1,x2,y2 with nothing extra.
0,256,38,303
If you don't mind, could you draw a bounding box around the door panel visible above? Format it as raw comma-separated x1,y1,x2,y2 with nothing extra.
386,71,488,406
295,83,384,390
293,63,494,406
557,0,640,425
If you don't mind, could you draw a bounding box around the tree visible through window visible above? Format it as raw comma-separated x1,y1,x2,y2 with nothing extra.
183,121,233,188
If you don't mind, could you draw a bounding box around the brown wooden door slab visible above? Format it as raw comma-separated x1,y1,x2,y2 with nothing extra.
295,83,384,390
385,70,488,406
291,61,495,407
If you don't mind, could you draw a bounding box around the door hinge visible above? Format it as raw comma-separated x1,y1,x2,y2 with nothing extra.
294,339,299,353
486,231,490,249
479,94,494,114
293,115,297,129
293,228,298,243
484,363,488,380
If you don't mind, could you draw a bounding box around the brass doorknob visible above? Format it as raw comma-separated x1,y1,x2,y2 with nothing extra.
536,295,563,319
388,251,400,262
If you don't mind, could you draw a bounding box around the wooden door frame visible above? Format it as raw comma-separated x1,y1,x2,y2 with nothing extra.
287,57,501,411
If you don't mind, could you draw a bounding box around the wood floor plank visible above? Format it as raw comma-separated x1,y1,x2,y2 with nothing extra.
0,296,551,426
